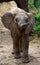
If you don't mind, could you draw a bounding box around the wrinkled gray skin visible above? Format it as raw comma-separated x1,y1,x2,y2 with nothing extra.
1,8,34,63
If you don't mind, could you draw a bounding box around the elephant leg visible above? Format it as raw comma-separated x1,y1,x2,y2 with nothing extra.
19,37,22,52
22,34,30,63
11,32,21,58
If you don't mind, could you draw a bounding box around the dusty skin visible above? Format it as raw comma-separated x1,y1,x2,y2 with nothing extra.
0,1,40,65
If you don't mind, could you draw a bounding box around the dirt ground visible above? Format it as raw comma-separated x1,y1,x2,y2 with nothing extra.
0,1,40,65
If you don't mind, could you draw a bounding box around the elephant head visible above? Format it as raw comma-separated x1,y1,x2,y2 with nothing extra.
1,8,34,34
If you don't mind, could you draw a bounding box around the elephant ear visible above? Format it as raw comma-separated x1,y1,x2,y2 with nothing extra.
25,13,35,34
1,12,15,29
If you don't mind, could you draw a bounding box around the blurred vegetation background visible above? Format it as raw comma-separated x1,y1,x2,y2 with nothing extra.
28,0,40,37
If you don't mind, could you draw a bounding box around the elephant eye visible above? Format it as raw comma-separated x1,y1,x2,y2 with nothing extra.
15,18,18,23
25,18,28,22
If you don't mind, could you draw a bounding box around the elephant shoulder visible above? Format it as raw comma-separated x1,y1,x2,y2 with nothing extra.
27,12,35,23
27,13,34,18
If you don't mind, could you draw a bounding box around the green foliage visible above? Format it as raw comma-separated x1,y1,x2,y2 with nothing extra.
29,0,40,36
34,13,40,35
34,0,38,8
34,0,40,8
28,0,40,12
28,0,35,10
34,13,40,20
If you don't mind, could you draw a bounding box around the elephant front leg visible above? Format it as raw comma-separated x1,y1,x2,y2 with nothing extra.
12,34,21,58
11,31,21,58
22,34,30,63
19,37,22,52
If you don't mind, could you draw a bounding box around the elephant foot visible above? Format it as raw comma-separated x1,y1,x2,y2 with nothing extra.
12,51,14,54
12,50,22,54
22,56,30,63
14,52,21,59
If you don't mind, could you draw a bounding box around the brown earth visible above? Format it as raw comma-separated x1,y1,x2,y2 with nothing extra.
0,1,40,65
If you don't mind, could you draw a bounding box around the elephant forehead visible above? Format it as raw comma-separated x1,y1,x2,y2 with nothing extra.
16,13,28,20
18,13,27,17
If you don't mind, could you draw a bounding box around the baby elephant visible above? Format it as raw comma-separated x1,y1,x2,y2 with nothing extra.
1,8,34,63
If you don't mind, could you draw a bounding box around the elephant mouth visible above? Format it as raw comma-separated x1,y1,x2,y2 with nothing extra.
18,25,26,33
18,22,29,31
16,21,29,33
